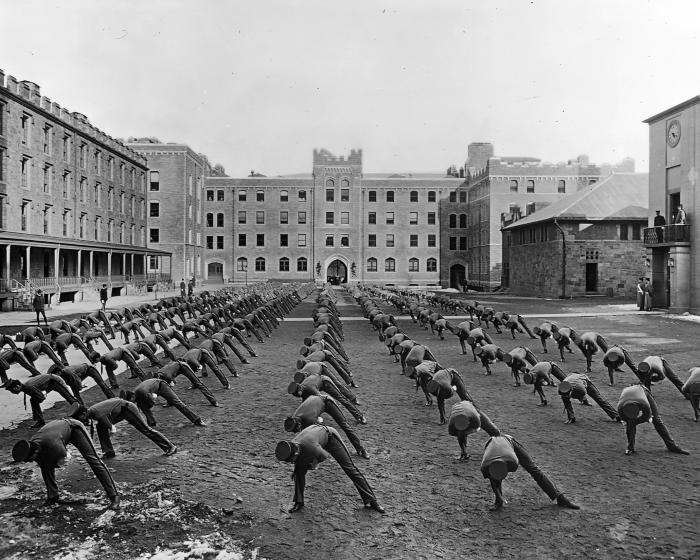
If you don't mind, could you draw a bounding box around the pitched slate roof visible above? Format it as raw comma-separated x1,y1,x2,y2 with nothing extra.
503,173,649,230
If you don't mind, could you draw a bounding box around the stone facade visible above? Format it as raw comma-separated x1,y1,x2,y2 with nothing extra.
202,149,463,285
127,141,210,283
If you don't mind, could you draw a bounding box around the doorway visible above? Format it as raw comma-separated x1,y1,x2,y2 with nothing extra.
207,262,223,283
450,264,466,290
669,193,680,222
326,260,347,285
585,263,598,292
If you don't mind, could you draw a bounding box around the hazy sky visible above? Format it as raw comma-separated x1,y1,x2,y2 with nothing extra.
2,0,699,176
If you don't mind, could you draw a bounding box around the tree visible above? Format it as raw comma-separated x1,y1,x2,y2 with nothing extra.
211,164,228,177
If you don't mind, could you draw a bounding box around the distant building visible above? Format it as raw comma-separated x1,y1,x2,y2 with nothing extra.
127,140,210,283
202,149,463,285
440,142,635,291
0,70,169,310
643,97,699,312
502,173,648,298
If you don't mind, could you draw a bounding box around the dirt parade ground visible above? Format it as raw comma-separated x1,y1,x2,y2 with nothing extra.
0,287,699,560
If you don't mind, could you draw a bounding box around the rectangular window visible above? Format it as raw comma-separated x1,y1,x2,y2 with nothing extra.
62,171,70,198
21,156,31,188
108,187,114,210
256,234,265,246
368,212,376,224
217,190,224,201
410,234,418,247
386,212,394,225
206,190,214,201
386,191,395,202
620,225,629,240
386,234,394,247
367,259,377,272
460,237,467,250
79,177,87,203
280,190,288,202
341,212,349,225
527,179,535,193
0,147,5,181
149,171,160,191
256,211,265,224
280,211,288,224
449,192,457,202
95,150,102,175
428,234,436,247
409,259,419,272
120,192,125,213
43,124,52,154
63,135,71,161
206,236,214,249
62,209,71,236
120,163,125,184
21,113,31,145
326,211,334,224
238,211,246,224
428,191,436,202
341,188,349,202
632,223,641,241
385,259,395,272
43,164,52,193
558,180,566,193
0,102,4,136
150,202,160,217
43,205,51,234
280,233,288,247
326,189,334,202
368,191,376,202
368,234,376,247
256,190,264,202
150,228,160,243
428,212,436,225
409,212,418,225
238,234,246,246
449,237,457,250
298,211,306,224
21,201,29,232
298,190,307,201
239,190,247,201
216,236,224,250
460,191,467,203
325,235,334,247
298,234,306,247
80,143,87,169
341,235,349,247
510,179,518,192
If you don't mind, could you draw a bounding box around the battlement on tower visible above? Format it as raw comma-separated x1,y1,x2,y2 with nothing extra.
0,68,146,165
313,148,363,168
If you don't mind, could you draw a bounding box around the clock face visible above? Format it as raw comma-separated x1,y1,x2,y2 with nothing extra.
667,119,681,148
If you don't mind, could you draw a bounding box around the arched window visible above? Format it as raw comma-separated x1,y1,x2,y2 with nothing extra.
368,190,377,202
216,213,224,227
386,190,395,202
459,214,467,228
279,257,289,272
426,258,437,272
238,190,247,202
367,257,377,272
409,257,419,272
280,190,288,202
428,191,436,202
410,190,418,202
206,213,214,227
509,180,518,192
297,257,308,272
341,178,350,188
326,178,334,188
256,190,265,202
385,257,396,272
255,257,265,272
236,257,247,272
449,214,457,228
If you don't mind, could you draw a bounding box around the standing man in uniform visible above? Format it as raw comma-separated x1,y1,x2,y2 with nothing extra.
100,284,109,312
654,210,666,243
180,278,187,298
33,289,48,328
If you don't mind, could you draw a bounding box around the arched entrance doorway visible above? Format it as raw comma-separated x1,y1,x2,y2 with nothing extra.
327,259,347,285
450,263,466,290
207,262,223,283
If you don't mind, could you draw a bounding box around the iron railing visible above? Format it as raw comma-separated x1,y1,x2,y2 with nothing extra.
643,224,690,245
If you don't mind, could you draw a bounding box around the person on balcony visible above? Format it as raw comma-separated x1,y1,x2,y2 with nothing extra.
675,204,687,225
33,289,48,328
654,210,666,243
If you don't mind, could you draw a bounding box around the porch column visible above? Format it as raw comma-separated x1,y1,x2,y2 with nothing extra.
54,247,60,285
89,250,94,279
107,251,112,283
122,253,126,278
25,246,30,279
5,244,10,280
130,253,134,277
77,249,82,279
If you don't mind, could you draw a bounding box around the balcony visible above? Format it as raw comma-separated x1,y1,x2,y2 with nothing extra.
643,225,690,247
